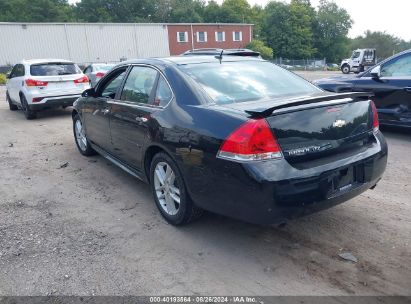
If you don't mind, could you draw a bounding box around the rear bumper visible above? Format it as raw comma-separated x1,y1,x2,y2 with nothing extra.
183,132,388,225
28,94,81,110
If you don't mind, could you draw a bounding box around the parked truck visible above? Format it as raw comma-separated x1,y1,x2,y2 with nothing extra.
340,49,376,74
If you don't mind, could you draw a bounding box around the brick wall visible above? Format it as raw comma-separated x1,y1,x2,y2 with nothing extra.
167,24,253,55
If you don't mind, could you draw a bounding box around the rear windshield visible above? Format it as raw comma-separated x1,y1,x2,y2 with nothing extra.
94,64,115,71
30,63,80,76
180,61,320,104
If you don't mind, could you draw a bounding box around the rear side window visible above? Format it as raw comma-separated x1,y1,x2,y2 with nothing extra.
180,61,320,104
30,63,80,76
154,76,173,106
120,66,158,104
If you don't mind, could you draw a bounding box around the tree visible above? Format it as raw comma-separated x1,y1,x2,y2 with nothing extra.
220,0,251,23
312,0,352,62
0,0,75,22
288,0,316,58
74,0,158,22
203,0,222,22
246,39,273,59
167,0,205,23
262,1,315,58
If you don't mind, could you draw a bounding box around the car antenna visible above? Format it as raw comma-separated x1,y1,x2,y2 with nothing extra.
218,49,223,64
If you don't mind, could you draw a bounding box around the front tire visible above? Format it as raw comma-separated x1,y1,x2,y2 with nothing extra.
20,95,36,119
341,64,350,74
73,113,96,156
6,91,18,111
150,152,203,225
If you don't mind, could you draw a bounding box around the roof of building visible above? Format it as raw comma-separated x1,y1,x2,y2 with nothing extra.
0,22,253,26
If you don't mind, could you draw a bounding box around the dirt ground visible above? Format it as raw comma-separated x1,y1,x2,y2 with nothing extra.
0,72,410,296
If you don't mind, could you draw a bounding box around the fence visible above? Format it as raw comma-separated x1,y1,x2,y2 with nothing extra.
271,58,327,70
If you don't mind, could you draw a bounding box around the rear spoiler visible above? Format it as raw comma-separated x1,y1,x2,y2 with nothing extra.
245,92,373,118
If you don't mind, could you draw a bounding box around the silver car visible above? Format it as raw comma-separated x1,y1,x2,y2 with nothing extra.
83,63,115,87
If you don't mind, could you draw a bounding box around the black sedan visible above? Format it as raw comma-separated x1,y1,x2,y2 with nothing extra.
314,49,411,128
72,56,387,225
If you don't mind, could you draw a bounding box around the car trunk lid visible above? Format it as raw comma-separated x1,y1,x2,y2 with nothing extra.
220,92,376,167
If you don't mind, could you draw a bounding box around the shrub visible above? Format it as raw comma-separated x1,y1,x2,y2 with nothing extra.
0,74,6,85
246,40,274,60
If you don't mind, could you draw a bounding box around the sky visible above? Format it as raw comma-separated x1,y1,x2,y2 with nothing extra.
67,0,411,41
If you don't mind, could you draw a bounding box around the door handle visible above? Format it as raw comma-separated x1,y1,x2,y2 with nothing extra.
404,87,411,93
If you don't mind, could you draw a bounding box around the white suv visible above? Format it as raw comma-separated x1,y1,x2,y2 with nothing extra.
6,59,90,119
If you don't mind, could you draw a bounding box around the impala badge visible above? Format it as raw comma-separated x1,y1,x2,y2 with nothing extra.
333,119,347,128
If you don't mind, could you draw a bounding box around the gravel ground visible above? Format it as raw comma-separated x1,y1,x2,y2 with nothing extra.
0,72,410,296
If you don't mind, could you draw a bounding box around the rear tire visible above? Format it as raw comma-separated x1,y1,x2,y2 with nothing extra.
20,95,37,120
73,113,96,156
341,64,350,74
6,92,18,111
150,152,203,225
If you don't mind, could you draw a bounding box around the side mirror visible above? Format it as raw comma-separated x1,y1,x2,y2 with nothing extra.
82,88,96,98
370,66,381,79
6,72,11,79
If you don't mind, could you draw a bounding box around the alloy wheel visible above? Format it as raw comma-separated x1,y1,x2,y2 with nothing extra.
153,161,181,216
75,119,87,151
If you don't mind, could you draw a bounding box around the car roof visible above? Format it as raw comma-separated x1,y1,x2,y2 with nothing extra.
120,55,264,67
21,58,74,65
182,48,260,57
92,63,115,66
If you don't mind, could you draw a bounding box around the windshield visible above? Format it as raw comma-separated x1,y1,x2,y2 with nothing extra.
180,61,321,104
30,63,80,76
94,64,115,72
351,51,361,59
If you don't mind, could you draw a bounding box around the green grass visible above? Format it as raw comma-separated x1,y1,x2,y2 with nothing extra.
0,74,6,85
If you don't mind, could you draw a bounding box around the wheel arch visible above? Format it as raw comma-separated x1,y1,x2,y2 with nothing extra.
143,144,176,183
72,109,79,120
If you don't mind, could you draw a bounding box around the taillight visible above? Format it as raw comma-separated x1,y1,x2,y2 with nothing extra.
25,79,48,87
74,75,89,84
371,100,379,132
95,72,105,78
217,119,282,162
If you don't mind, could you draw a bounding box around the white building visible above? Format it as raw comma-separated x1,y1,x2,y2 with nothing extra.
0,22,170,66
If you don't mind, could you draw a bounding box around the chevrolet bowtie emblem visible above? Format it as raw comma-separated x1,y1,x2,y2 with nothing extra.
333,119,347,128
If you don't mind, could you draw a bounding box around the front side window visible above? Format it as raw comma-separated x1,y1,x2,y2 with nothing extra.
233,31,242,41
120,66,158,104
30,63,80,76
12,64,25,77
215,31,225,42
180,61,321,105
381,53,411,77
177,32,188,43
99,69,126,98
197,31,207,42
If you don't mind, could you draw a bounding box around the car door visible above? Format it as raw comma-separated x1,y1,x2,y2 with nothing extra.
83,66,127,151
8,64,25,102
109,65,163,169
353,52,411,125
